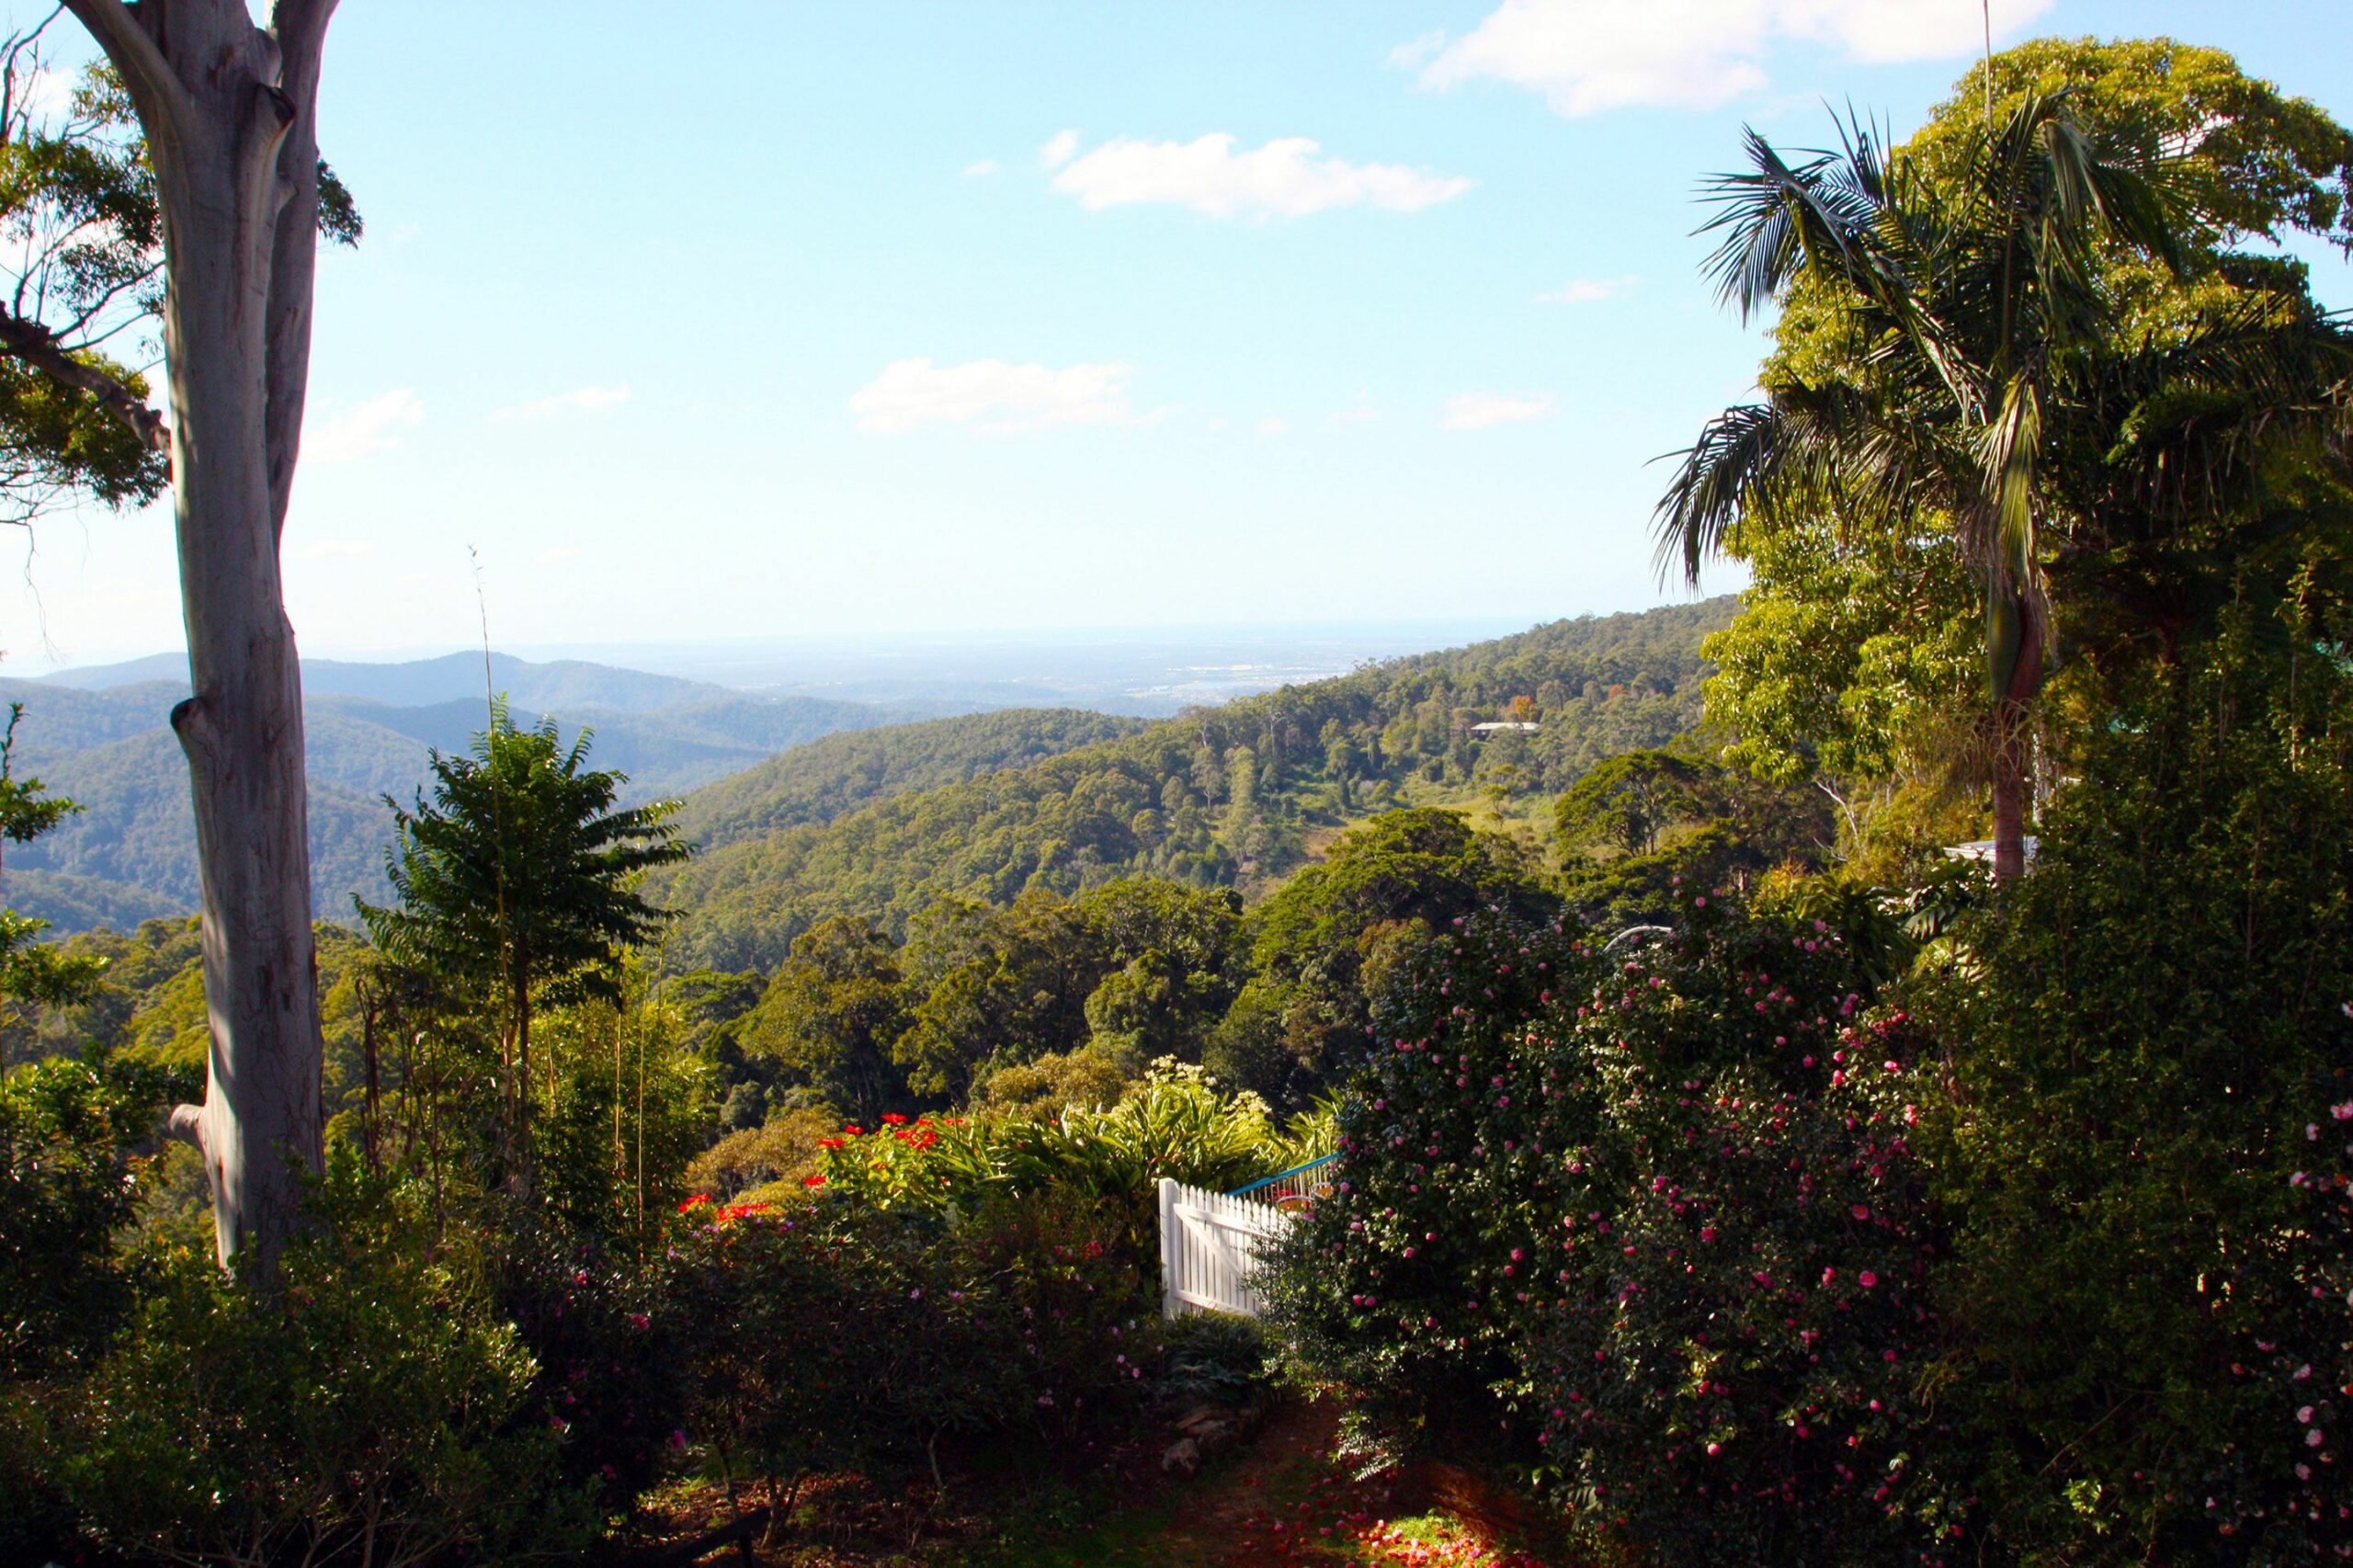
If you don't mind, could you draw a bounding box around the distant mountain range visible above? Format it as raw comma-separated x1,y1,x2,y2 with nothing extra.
3,651,950,930
41,650,742,712
4,604,1735,944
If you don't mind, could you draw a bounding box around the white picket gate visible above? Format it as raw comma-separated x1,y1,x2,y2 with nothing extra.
1156,1176,1295,1319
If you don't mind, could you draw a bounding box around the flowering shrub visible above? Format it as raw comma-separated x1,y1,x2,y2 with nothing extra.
1267,890,1959,1564
1529,997,1956,1564
675,1198,995,1503
487,1214,689,1510
1911,631,2353,1565
1263,909,1591,1440
807,1064,1307,1284
2198,1102,2353,1560
670,1185,1152,1507
955,1191,1162,1427
808,1111,993,1210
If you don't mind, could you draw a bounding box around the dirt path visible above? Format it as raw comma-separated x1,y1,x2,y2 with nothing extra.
1017,1399,1558,1568
639,1398,1559,1566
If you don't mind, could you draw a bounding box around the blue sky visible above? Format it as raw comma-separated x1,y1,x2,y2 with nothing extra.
11,0,2352,669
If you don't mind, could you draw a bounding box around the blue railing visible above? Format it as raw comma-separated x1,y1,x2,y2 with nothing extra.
1225,1150,1340,1199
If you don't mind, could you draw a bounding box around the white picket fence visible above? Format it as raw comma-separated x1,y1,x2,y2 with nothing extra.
1156,1176,1296,1319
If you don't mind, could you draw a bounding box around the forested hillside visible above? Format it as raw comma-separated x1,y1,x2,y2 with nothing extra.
678,708,1149,846
656,597,1733,971
0,664,902,928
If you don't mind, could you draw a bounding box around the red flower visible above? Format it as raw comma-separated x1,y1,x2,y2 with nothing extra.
817,1137,845,1150
843,1125,864,1136
881,1112,909,1125
801,1173,827,1187
676,1194,713,1211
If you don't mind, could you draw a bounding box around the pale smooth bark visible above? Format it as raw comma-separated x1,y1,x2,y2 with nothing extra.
63,0,337,1272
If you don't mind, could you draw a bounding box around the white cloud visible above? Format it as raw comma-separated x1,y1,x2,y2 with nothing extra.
1388,29,1449,71
1051,133,1472,219
1442,391,1557,430
1039,129,1080,168
297,539,374,561
536,546,581,566
307,389,422,462
1538,275,1638,303
13,66,77,122
961,157,1002,177
1257,416,1290,437
1413,0,2055,117
489,383,630,424
849,358,1143,435
1327,391,1382,426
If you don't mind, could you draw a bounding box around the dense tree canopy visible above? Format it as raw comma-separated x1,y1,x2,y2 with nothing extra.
1690,39,2353,872
360,699,690,1169
656,601,1731,973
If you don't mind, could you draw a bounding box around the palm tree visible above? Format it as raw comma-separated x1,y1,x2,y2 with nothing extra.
1657,92,2350,880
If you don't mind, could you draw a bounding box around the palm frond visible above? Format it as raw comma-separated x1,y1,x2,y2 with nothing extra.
1970,370,2044,600
1654,402,1788,584
1654,378,1930,584
1697,128,1874,320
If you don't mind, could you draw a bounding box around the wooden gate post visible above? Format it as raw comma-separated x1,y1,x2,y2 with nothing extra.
1158,1176,1180,1317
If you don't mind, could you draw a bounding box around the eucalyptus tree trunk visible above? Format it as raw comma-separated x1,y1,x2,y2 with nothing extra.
63,0,338,1272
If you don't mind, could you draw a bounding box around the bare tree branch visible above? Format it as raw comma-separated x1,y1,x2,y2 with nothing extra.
0,307,168,453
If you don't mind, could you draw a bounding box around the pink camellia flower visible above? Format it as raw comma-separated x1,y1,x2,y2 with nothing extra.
1859,1271,1878,1289
1851,1204,1870,1221
2300,1404,2315,1423
1822,1267,1837,1285
2308,1428,2325,1448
